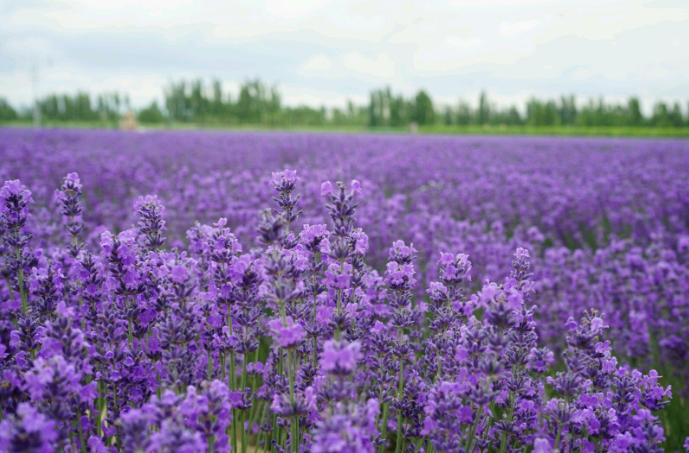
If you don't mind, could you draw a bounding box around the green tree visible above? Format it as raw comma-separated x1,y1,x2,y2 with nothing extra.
669,102,684,127
139,101,165,123
412,90,434,125
456,100,472,125
627,97,642,127
0,98,18,122
652,101,671,127
478,91,490,125
443,106,454,126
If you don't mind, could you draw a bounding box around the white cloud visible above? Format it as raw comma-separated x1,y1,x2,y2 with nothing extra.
446,37,482,48
499,19,539,36
342,52,395,78
264,0,332,20
300,54,333,74
413,46,528,73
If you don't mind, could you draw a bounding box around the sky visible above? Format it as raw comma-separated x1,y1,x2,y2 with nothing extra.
1,0,688,110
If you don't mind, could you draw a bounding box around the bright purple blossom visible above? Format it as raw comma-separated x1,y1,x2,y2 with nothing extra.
268,316,306,349
321,340,362,376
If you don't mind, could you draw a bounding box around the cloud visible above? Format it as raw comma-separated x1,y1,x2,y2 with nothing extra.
300,54,332,74
446,37,482,48
499,19,539,36
264,0,332,20
342,52,395,78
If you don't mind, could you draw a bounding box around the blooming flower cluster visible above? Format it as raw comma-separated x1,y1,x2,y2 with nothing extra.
0,162,682,453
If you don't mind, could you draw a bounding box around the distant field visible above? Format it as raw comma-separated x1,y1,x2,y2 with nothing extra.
4,120,689,138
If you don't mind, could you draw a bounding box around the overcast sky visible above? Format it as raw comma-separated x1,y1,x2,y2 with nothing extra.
1,0,688,110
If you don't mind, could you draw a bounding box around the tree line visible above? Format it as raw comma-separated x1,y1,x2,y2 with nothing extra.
1,79,688,129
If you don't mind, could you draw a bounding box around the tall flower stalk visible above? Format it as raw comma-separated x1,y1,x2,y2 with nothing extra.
1,180,33,315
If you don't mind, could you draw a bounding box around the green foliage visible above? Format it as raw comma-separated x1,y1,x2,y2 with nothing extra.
387,91,688,129
159,78,368,127
412,90,434,125
368,87,410,127
367,87,435,127
0,98,18,122
4,80,689,132
138,101,165,124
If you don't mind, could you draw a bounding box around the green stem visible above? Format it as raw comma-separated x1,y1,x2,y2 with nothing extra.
287,348,298,453
208,435,215,453
112,383,120,447
335,258,344,340
96,378,104,437
280,299,298,451
241,341,248,390
498,391,516,453
126,295,134,346
395,329,404,453
378,402,390,453
312,306,318,364
221,353,226,381
246,349,260,429
229,315,238,453
258,402,269,452
5,276,13,303
17,266,28,314
554,423,563,450
76,414,87,453
465,406,483,453
247,400,265,453
269,413,277,453
240,411,246,453
241,347,248,453
312,253,320,365
498,367,519,453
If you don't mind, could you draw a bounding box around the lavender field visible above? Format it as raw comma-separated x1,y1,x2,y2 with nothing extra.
1,128,688,452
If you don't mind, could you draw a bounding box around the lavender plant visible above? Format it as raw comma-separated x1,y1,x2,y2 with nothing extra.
0,163,682,453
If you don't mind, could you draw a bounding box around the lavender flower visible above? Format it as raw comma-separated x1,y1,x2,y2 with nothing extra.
311,399,379,453
271,169,302,233
268,316,306,349
135,195,166,250
321,340,362,376
0,403,58,453
55,172,84,257
1,179,33,313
